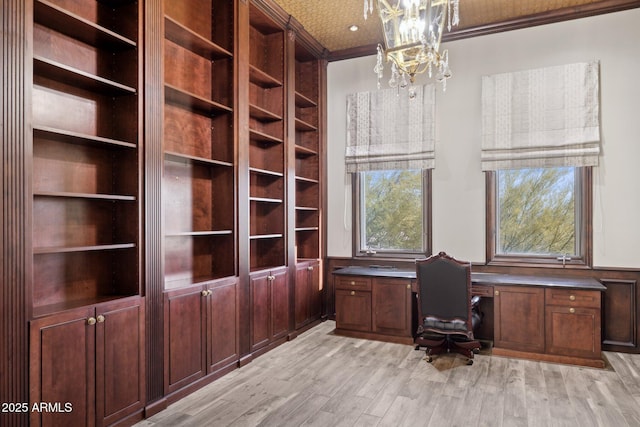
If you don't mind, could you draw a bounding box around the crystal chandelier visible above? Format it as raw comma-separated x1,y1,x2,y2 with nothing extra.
364,0,460,92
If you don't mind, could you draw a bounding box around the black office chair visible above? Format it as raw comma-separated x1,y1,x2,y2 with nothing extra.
415,251,481,365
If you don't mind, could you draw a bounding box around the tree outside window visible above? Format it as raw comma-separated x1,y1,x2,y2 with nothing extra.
356,169,429,256
490,166,590,266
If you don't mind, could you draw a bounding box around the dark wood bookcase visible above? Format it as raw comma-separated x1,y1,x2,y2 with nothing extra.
29,0,145,425
162,0,236,290
31,0,141,317
248,4,286,273
160,0,240,400
293,43,322,263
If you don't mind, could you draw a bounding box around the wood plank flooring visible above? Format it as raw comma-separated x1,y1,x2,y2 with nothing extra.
137,321,640,426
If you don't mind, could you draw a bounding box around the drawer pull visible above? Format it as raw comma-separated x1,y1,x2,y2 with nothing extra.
406,284,411,289
569,308,576,314
350,291,355,296
350,281,355,286
569,295,576,301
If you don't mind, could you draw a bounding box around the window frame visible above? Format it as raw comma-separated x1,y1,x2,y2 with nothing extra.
486,167,592,268
352,169,432,259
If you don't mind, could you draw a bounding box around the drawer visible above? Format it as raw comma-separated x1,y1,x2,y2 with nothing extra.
472,284,494,297
545,288,601,308
336,276,372,291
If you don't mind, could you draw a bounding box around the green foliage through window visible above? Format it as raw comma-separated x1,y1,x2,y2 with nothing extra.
497,167,577,256
360,170,424,252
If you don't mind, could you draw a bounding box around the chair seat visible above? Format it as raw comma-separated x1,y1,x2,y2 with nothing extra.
422,317,469,334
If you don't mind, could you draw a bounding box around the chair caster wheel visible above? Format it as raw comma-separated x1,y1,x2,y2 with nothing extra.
426,356,433,363
467,359,473,366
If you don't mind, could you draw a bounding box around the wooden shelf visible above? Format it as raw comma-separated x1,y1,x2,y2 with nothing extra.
33,191,136,201
249,65,283,88
295,227,319,232
249,234,284,240
295,144,318,157
164,16,232,59
295,118,317,132
34,56,136,95
250,197,283,204
295,91,317,108
249,128,283,145
249,167,284,178
32,294,136,319
296,206,319,211
34,0,137,51
165,84,233,116
33,125,136,149
295,176,319,185
165,230,233,237
165,151,233,168
250,104,282,122
34,243,136,255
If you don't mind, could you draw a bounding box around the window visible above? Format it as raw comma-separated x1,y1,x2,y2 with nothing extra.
487,167,591,266
354,169,431,257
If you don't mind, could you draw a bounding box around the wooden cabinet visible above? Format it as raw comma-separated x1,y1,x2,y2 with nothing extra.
295,260,322,329
494,286,545,353
373,278,413,337
30,298,145,427
251,267,289,352
335,275,412,343
545,288,602,360
493,284,604,367
164,278,238,395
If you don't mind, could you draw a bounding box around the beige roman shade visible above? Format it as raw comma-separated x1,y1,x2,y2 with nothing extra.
481,61,600,171
346,85,436,172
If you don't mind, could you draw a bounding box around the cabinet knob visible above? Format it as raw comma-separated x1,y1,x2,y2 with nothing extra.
350,281,355,286
350,291,355,296
569,308,576,314
96,315,105,323
495,290,500,296
87,317,97,325
406,284,411,289
569,295,576,301
308,266,314,271
202,290,208,297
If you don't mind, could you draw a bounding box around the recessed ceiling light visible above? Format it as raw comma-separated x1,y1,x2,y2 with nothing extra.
349,25,359,32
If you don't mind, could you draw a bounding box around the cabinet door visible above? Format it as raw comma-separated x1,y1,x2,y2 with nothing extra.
271,268,290,341
30,307,95,427
164,287,206,394
494,286,545,353
308,261,322,321
295,261,322,329
251,271,271,351
335,289,371,332
546,305,601,359
373,279,412,337
207,278,239,373
95,298,145,427
294,264,310,328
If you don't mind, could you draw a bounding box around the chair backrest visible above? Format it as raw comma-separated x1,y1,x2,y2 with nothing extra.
416,251,472,323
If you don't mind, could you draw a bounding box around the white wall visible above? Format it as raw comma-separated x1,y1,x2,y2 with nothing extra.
327,9,640,268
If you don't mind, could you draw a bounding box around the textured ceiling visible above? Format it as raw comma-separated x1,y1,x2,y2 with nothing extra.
272,0,632,54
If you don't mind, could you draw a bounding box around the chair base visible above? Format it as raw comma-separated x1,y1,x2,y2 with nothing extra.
415,334,481,365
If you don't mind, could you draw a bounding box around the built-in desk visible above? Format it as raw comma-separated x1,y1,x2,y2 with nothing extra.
332,267,606,368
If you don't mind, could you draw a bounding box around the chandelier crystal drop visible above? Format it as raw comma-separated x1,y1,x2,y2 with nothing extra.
365,0,460,91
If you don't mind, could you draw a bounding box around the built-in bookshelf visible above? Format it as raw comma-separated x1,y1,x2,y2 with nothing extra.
248,5,286,272
162,0,236,290
31,0,140,316
293,43,321,263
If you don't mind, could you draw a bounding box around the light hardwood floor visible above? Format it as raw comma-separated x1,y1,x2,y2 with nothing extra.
137,321,640,427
